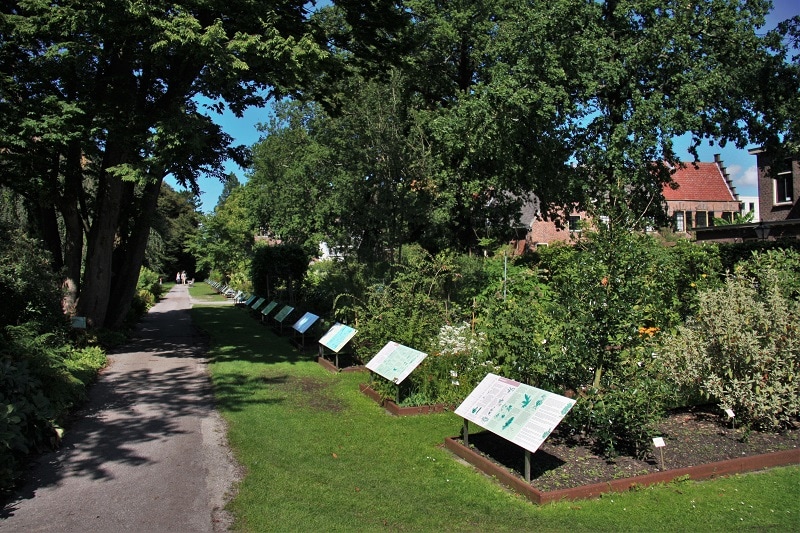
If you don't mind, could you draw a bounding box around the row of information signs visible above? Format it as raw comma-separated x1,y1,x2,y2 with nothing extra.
243,294,575,455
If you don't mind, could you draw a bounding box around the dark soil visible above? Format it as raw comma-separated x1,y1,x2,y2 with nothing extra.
460,405,799,492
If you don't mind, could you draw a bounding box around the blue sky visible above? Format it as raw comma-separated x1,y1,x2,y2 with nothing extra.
180,0,799,211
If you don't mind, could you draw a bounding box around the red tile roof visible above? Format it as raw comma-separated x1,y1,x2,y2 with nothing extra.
662,162,736,202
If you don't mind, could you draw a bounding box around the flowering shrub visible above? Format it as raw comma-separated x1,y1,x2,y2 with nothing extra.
410,322,493,406
660,255,800,430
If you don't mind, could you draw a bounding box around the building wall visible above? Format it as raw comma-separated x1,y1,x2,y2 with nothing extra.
753,151,800,222
738,195,760,222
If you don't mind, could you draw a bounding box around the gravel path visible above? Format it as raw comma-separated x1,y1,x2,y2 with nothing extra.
1,285,240,532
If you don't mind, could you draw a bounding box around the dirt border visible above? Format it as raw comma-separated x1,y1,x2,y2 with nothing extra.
317,355,367,373
359,384,449,416
443,436,800,504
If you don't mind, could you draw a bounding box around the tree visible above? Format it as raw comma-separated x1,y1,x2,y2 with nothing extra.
0,0,405,328
561,0,796,229
189,186,256,285
150,184,202,278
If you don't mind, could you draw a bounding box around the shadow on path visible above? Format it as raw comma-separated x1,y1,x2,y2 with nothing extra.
1,285,239,532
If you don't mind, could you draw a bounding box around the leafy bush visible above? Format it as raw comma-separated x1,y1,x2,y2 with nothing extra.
336,249,461,364
0,325,107,491
660,256,800,430
0,223,65,332
251,243,311,302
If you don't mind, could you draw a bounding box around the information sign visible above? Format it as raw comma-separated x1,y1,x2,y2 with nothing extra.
318,323,357,353
293,312,319,334
455,373,576,455
366,341,427,384
245,295,257,307
251,297,265,310
274,305,294,323
261,301,279,315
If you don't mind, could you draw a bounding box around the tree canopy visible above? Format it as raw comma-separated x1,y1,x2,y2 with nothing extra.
1,0,404,327
246,0,798,257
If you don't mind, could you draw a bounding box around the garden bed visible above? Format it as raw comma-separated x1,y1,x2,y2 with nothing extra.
445,405,799,504
359,384,449,416
316,354,367,373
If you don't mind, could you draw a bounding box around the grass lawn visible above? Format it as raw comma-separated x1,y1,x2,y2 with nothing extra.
191,297,799,532
188,281,231,303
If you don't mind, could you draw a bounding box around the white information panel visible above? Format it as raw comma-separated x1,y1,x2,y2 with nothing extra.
366,341,427,384
455,373,576,454
319,323,357,353
292,312,319,334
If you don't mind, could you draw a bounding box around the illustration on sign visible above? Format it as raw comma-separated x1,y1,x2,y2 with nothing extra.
319,323,357,353
455,373,576,454
366,341,427,384
293,312,319,334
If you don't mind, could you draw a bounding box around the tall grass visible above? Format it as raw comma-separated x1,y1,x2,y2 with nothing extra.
192,304,799,532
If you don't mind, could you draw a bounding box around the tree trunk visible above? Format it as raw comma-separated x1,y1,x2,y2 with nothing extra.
60,141,86,316
77,140,126,328
106,176,164,328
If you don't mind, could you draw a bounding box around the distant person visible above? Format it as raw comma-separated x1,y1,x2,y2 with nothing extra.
176,272,181,284
181,271,187,285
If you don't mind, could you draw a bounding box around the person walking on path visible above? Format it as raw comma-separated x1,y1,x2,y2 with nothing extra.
1,283,239,532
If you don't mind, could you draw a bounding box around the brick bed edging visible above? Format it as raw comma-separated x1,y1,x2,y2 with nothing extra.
359,383,449,416
444,436,799,504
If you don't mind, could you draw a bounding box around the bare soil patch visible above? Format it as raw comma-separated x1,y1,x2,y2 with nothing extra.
461,405,799,492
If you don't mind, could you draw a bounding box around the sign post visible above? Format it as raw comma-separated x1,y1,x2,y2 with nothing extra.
653,437,666,470
318,323,358,369
366,342,428,405
455,373,576,483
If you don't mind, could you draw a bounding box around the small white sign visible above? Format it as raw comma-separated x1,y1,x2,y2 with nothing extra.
724,408,735,419
652,437,665,448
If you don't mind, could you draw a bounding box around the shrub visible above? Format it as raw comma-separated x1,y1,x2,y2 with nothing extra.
337,249,460,364
660,256,800,430
0,325,106,491
0,223,65,332
251,243,311,302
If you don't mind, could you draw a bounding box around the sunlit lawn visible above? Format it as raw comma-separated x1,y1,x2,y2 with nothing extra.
191,293,799,532
187,281,231,303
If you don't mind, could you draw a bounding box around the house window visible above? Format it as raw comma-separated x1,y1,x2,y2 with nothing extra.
675,211,685,232
568,215,581,232
775,158,794,204
695,211,708,228
721,212,733,223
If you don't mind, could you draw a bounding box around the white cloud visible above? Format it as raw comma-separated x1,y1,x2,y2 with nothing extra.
727,164,759,190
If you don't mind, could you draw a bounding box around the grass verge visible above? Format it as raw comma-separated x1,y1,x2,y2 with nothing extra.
188,282,231,303
191,302,799,532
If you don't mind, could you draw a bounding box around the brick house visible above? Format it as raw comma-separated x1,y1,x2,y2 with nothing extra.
694,148,800,243
664,155,741,233
517,156,744,251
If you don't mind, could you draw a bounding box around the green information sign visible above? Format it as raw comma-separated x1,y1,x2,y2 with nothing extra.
274,305,294,323
261,301,279,315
